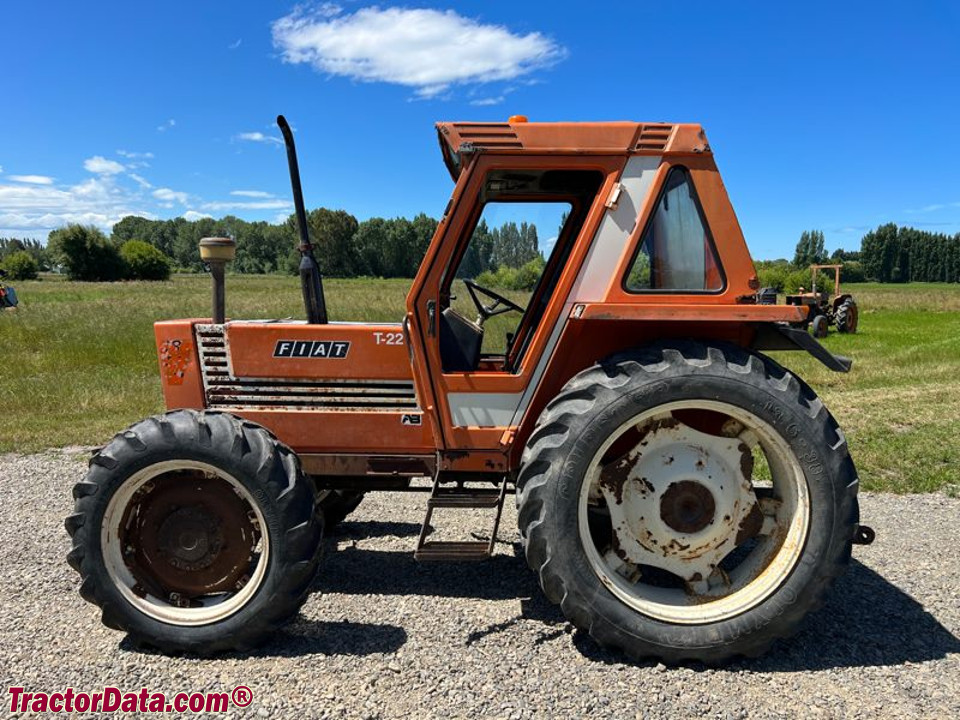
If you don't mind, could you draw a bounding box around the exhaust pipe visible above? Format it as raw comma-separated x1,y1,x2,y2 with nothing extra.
277,115,328,325
198,236,236,324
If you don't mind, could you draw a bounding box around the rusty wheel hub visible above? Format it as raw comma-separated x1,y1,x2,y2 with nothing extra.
121,472,258,600
659,480,716,534
596,415,763,589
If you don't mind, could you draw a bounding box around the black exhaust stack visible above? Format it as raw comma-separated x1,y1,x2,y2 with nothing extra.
277,114,328,325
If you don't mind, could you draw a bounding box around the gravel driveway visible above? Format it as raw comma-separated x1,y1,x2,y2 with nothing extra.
1,451,958,719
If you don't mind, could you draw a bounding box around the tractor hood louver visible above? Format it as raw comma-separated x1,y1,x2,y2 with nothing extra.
195,325,419,411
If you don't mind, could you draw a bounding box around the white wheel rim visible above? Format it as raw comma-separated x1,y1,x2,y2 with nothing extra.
101,460,270,626
578,400,810,624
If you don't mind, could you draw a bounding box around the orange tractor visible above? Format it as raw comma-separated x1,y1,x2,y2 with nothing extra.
784,264,859,337
66,116,873,663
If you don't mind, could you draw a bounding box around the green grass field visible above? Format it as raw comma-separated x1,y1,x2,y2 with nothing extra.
1,275,958,495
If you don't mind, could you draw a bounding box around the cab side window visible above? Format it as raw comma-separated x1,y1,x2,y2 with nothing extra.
625,167,723,292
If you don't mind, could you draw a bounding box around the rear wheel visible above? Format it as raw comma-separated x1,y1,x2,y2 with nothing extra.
516,342,858,663
66,410,323,654
836,299,858,333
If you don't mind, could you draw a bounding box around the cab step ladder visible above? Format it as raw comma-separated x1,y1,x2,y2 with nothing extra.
414,475,509,561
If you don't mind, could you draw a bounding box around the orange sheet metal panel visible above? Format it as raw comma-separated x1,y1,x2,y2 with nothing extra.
155,320,205,409
226,322,412,381
576,303,806,323
436,121,711,156
230,409,434,454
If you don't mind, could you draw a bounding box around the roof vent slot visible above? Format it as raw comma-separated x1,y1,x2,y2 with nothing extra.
636,124,674,152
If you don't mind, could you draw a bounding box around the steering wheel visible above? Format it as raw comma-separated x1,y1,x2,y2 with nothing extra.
463,278,525,325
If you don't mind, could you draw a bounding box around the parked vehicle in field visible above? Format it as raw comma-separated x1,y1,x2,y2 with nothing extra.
0,270,18,309
785,263,859,337
66,116,873,663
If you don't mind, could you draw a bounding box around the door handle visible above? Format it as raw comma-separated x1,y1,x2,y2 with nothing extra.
426,300,437,337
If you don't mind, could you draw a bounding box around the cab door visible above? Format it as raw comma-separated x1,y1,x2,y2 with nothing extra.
406,154,622,457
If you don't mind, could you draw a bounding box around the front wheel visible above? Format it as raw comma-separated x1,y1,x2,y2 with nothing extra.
65,410,323,654
517,342,858,663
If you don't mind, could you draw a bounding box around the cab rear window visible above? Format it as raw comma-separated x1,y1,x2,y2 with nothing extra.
625,167,723,292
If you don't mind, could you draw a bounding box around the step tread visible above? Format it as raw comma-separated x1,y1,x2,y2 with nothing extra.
428,491,503,508
414,540,491,562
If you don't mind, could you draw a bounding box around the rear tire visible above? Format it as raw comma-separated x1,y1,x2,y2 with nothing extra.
516,341,858,664
836,299,858,333
65,410,323,655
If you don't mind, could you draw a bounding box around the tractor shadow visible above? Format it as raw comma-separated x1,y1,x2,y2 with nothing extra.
121,619,407,659
315,528,960,671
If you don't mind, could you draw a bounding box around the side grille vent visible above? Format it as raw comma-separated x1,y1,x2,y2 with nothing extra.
195,325,419,411
635,124,674,152
452,123,523,149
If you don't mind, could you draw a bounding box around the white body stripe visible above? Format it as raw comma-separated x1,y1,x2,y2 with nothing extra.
449,392,524,427
569,156,661,302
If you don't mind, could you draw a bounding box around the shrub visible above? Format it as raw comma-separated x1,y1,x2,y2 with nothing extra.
2,250,39,280
474,257,545,292
47,224,126,281
840,261,866,284
120,240,172,280
757,265,788,292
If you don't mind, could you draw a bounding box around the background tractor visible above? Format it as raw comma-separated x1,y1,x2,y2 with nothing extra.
0,269,18,309
784,263,859,337
65,116,872,664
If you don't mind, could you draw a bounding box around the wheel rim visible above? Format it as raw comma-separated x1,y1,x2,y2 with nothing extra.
101,460,269,626
578,400,810,624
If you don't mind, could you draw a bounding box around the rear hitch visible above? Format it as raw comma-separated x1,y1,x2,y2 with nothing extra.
852,524,876,545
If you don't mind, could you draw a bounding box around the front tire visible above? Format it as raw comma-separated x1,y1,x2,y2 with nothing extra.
516,342,858,663
65,410,323,655
811,314,829,338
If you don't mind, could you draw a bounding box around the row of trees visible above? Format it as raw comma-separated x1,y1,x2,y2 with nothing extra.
860,223,960,283
8,216,960,285
15,208,548,282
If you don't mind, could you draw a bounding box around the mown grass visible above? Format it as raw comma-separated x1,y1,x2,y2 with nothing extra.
1,276,957,495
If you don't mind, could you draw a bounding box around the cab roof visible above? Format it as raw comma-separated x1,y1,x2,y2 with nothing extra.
436,120,711,179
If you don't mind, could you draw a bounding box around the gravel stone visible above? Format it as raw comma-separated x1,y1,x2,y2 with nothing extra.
1,452,958,719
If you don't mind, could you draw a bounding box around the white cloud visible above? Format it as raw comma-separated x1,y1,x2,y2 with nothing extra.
469,96,505,107
84,156,126,175
183,210,213,221
152,187,189,205
129,173,152,189
157,119,176,132
0,176,153,237
116,150,154,160
235,132,283,145
228,38,242,50
271,6,565,98
230,190,274,198
9,174,55,185
201,199,292,212
0,165,4,174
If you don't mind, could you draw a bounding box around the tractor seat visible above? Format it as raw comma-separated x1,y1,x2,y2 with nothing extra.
439,307,483,372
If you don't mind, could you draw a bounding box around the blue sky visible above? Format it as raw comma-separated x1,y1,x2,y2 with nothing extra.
1,1,958,259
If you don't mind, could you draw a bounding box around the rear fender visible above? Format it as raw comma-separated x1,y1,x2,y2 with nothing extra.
751,323,852,372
